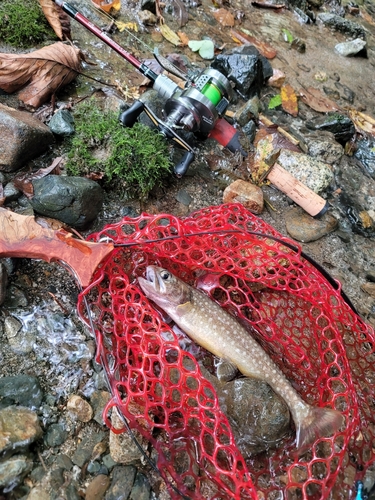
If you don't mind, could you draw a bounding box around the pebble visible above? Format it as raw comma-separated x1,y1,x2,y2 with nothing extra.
285,206,338,242
48,109,75,136
67,395,93,422
176,189,192,206
267,69,286,88
334,38,367,57
277,149,333,194
234,96,260,126
0,455,33,489
3,181,21,201
138,9,158,24
4,315,35,355
44,423,68,447
105,465,137,500
0,406,42,454
0,262,8,306
223,180,264,214
2,285,28,309
85,474,111,500
129,472,151,500
109,407,148,464
54,453,73,470
90,390,112,426
71,430,107,467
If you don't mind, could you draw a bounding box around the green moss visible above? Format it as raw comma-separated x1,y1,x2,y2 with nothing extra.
65,98,172,200
0,0,56,47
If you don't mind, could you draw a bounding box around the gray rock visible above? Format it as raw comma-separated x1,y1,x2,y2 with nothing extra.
29,175,103,229
305,113,355,143
242,120,256,142
90,391,112,426
3,181,21,201
71,429,107,467
290,128,344,164
54,454,73,470
105,465,137,500
129,472,151,500
109,407,148,464
86,474,111,500
87,460,101,474
317,13,366,39
102,454,118,471
2,284,29,309
277,149,333,193
335,38,367,56
0,375,43,409
48,109,75,136
234,96,260,126
0,455,33,489
285,206,338,242
201,367,290,455
0,406,43,454
44,423,68,447
0,103,54,172
176,189,192,206
4,315,35,355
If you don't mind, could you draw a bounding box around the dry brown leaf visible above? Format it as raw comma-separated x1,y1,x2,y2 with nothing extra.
91,0,121,13
281,84,298,117
213,8,235,27
13,157,63,198
159,24,182,46
39,0,71,40
0,43,83,109
177,31,190,46
267,69,285,88
299,87,341,113
230,29,277,59
360,9,375,26
348,109,375,137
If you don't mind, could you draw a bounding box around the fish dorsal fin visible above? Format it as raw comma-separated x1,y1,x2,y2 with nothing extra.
216,358,238,382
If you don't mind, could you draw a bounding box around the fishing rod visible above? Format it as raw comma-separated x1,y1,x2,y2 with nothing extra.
53,0,246,176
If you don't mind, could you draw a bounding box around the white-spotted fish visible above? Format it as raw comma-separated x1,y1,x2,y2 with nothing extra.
138,265,345,452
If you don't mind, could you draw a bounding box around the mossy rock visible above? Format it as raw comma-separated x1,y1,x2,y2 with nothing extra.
0,0,56,48
65,98,172,201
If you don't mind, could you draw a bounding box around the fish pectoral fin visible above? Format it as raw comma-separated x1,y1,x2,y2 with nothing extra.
215,358,238,382
176,301,194,314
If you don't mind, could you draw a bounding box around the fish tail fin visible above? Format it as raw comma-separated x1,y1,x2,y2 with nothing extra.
296,406,344,453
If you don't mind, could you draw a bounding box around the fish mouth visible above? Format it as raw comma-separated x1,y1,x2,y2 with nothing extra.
138,265,162,296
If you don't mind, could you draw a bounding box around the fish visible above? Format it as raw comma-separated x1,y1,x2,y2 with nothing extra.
138,265,345,452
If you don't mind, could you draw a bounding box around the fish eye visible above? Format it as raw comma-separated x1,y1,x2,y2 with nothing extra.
160,270,171,280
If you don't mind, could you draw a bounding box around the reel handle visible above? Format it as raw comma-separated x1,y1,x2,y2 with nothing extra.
119,101,145,127
174,151,195,178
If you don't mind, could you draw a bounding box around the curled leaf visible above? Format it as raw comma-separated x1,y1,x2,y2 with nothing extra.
39,0,71,40
299,87,341,113
0,43,83,109
348,109,375,137
13,157,63,198
160,24,182,46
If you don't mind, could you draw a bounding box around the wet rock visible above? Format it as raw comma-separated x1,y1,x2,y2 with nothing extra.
71,429,107,467
102,454,117,471
90,391,112,426
3,284,29,309
211,45,272,97
105,465,137,500
223,180,264,214
0,104,54,172
29,175,103,229
109,407,148,464
0,406,42,454
234,96,260,126
242,120,256,142
4,182,21,201
0,375,43,409
0,455,33,489
0,262,8,306
305,113,355,143
48,109,75,136
55,454,73,470
202,367,290,455
4,315,35,355
354,138,375,179
334,81,355,103
129,472,151,500
85,474,110,500
67,395,93,423
285,206,338,242
317,13,366,39
44,422,68,447
298,130,343,164
277,149,334,193
335,38,367,57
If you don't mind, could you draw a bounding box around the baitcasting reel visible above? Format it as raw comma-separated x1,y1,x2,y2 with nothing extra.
54,0,246,176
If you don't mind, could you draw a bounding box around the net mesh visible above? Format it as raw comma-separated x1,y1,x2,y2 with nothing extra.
77,203,375,499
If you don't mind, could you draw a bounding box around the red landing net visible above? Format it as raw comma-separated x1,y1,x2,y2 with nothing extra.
77,203,375,500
